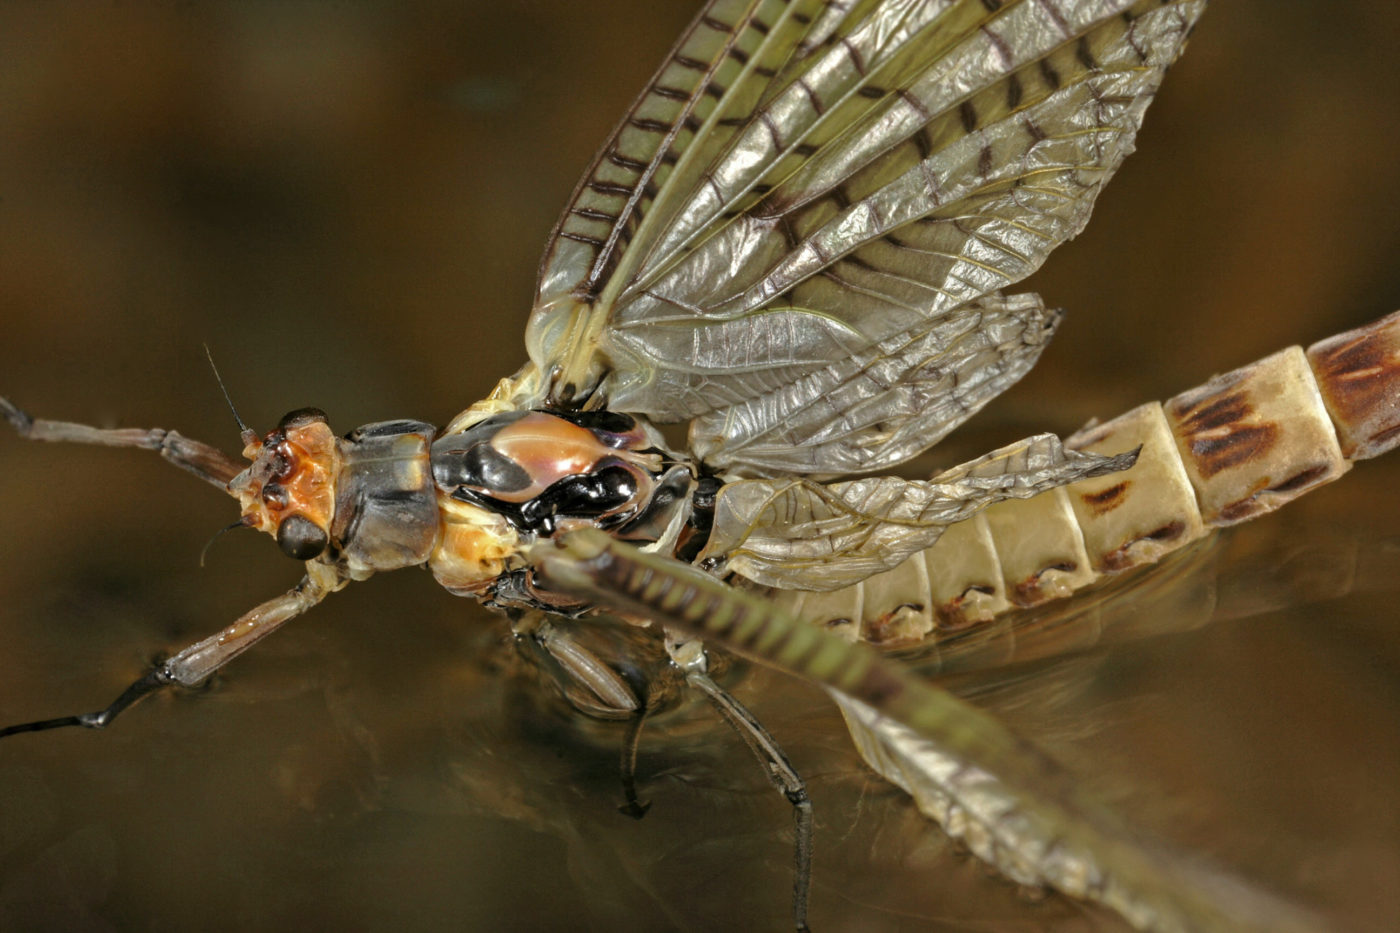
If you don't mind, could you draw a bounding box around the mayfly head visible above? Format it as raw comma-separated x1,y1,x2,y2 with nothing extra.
228,407,340,562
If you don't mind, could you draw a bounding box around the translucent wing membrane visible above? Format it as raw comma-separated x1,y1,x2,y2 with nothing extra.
689,291,1060,475
700,433,1137,589
529,0,1205,477
831,694,1323,933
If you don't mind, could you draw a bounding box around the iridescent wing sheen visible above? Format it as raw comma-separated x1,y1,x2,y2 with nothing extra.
528,0,1205,477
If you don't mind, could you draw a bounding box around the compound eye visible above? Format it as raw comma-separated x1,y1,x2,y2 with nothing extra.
276,514,329,561
278,407,329,431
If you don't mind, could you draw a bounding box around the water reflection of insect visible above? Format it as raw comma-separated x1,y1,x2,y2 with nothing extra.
2,1,1400,930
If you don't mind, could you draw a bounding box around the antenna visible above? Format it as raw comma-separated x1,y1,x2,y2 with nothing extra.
199,516,254,567
203,344,256,447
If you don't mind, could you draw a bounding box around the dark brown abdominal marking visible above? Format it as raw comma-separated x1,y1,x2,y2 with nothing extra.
934,584,996,630
1011,562,1077,606
862,603,927,646
1217,496,1264,524
1168,386,1278,478
1374,422,1400,446
1309,334,1390,425
1267,464,1330,495
1188,422,1278,477
1146,520,1187,541
1308,312,1400,458
1098,521,1186,572
1080,481,1129,515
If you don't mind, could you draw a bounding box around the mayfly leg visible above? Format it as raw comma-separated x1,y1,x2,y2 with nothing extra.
667,636,814,933
512,612,655,816
0,574,334,738
616,705,652,819
1,396,244,488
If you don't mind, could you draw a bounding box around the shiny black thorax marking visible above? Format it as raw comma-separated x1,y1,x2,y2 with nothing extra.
429,409,687,539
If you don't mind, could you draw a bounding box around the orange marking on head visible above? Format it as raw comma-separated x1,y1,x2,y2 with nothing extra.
230,419,340,542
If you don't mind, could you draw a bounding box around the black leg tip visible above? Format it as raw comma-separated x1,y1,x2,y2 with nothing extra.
1,397,33,434
618,800,652,820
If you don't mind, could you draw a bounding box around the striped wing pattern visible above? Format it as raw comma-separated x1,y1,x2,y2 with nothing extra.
528,0,1204,477
529,0,829,400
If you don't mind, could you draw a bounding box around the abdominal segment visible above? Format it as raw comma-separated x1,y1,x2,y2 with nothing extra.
770,310,1400,647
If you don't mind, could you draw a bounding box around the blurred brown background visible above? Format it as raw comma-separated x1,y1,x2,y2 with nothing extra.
1,3,1397,931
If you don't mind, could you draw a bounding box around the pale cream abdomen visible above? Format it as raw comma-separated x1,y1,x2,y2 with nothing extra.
774,311,1400,646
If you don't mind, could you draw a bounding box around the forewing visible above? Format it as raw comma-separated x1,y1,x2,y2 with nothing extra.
528,0,1203,476
699,434,1137,590
529,0,835,402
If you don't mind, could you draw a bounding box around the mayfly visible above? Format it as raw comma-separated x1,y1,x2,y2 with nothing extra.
2,1,1398,931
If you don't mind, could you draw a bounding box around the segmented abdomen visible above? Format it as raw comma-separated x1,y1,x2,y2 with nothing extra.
773,310,1400,647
